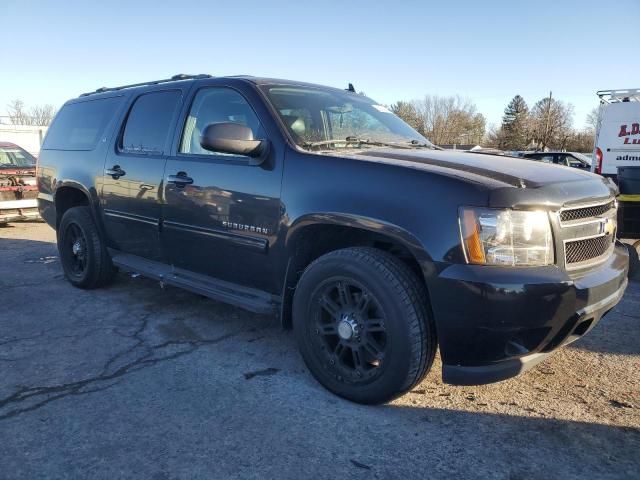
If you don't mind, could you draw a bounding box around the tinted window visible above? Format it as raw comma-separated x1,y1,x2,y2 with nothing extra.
121,90,181,155
528,154,555,163
561,154,587,168
180,88,262,155
558,154,571,166
43,97,121,151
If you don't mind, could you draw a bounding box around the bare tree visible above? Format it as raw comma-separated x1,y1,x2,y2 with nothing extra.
393,91,590,152
400,95,485,145
529,94,574,150
563,130,595,152
585,107,599,132
390,101,423,134
7,99,30,125
6,99,56,126
30,104,56,126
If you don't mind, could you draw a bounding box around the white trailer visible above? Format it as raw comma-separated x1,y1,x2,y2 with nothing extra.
593,89,640,178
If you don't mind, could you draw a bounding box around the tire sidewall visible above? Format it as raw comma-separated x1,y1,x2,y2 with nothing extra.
293,254,416,403
58,207,101,288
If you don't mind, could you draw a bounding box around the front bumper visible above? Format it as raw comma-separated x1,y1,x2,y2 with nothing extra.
428,242,629,385
0,199,40,223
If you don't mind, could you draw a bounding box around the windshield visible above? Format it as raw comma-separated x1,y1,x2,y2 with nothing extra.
0,146,36,168
262,85,434,150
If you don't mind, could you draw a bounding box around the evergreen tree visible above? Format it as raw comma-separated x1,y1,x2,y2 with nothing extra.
499,95,529,150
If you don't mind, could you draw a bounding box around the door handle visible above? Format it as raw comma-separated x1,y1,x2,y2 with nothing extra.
167,172,194,187
105,165,126,179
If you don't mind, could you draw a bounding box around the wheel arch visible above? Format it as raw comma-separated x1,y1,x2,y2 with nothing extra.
53,183,92,227
52,181,106,230
279,213,436,328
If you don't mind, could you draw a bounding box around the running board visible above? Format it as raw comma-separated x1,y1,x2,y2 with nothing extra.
110,251,279,315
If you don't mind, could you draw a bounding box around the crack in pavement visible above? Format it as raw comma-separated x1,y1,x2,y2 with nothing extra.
0,325,127,348
0,280,59,290
0,316,248,421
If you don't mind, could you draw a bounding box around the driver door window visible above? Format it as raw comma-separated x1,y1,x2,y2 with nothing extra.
179,88,263,156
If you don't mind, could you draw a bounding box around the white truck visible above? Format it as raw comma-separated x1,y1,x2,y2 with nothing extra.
593,89,640,178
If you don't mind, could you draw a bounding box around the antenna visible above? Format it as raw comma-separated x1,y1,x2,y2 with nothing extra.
346,83,356,93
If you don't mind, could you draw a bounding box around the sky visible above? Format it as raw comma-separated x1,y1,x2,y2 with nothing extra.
2,0,639,130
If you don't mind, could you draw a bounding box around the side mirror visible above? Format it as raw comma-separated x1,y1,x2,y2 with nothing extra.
200,123,267,164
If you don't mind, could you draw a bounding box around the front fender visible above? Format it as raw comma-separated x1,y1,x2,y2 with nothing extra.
286,212,436,280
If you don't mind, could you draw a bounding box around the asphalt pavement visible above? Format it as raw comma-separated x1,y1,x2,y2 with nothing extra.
0,222,638,479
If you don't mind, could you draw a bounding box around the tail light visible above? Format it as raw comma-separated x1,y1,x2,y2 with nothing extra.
595,147,603,174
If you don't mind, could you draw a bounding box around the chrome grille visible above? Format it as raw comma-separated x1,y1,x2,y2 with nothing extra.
560,201,615,223
558,198,617,270
565,236,613,264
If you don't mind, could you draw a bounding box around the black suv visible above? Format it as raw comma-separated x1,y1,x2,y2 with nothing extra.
37,74,628,404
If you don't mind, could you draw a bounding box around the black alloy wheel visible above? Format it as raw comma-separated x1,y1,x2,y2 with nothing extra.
57,206,115,289
312,278,387,384
62,222,88,277
293,247,436,404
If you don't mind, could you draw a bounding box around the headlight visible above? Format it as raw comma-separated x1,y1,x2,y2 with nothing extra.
459,207,554,266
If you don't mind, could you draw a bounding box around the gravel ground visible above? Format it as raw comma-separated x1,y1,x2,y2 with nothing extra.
0,222,638,479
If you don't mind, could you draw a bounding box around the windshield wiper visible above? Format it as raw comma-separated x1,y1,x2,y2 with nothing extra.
303,136,414,150
406,139,439,149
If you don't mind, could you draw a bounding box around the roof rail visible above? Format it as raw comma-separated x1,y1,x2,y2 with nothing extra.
597,88,640,104
79,74,212,97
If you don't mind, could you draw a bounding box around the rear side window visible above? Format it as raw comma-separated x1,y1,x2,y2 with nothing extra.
43,97,121,151
121,90,181,155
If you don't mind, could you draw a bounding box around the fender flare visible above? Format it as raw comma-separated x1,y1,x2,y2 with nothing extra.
286,212,433,269
278,212,437,328
52,180,103,231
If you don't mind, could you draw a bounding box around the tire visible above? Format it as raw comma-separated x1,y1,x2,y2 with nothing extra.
293,247,436,404
57,206,115,289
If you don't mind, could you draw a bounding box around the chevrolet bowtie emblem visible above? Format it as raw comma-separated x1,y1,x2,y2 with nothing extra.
602,218,615,236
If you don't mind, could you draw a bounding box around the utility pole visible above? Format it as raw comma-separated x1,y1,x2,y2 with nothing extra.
543,90,552,151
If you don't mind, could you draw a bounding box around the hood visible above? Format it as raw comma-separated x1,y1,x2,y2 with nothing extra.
338,149,616,210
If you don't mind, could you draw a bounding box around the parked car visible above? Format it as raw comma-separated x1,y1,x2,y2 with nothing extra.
0,142,39,225
592,88,640,179
522,151,592,170
37,74,628,404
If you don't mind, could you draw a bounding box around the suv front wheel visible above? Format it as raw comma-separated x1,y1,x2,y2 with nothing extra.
57,206,115,289
293,247,436,404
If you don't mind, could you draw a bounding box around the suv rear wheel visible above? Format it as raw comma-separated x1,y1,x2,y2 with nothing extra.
57,206,115,289
293,247,436,404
